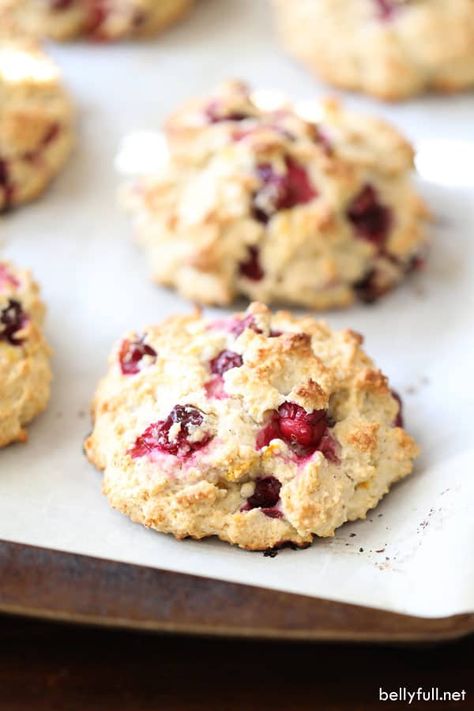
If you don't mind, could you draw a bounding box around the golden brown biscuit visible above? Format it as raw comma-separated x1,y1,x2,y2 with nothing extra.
0,261,52,447
123,81,428,309
271,0,474,100
85,302,419,550
0,33,73,211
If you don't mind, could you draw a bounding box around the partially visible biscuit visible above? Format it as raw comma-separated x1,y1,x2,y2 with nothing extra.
85,302,419,551
123,81,428,309
271,0,474,100
11,0,194,41
0,260,52,447
0,32,74,211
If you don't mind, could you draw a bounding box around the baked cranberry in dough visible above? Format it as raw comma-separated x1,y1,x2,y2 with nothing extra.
124,81,428,309
0,33,73,211
271,0,474,100
85,302,419,551
0,261,52,447
12,0,194,41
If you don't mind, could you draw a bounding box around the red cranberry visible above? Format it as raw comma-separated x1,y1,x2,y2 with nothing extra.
50,0,75,9
278,402,328,450
210,349,243,376
246,476,281,510
119,337,157,375
230,315,263,337
391,390,404,428
313,127,332,154
317,431,340,464
256,417,281,450
0,264,20,291
239,246,264,281
253,157,317,223
257,402,338,459
0,299,27,345
0,159,14,211
374,0,398,20
353,269,389,304
347,185,392,248
204,376,226,400
130,404,212,459
205,100,250,124
84,1,107,36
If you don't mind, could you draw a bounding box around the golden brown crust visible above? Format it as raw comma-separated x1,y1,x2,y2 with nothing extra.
85,302,419,550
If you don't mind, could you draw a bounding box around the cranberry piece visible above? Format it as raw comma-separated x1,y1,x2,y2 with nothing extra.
374,0,398,20
253,157,317,223
84,0,107,36
210,349,243,376
239,246,264,281
278,402,328,450
119,337,157,375
0,159,14,211
313,127,333,154
257,402,338,459
256,417,281,450
0,299,27,345
204,376,226,400
347,185,392,248
130,405,212,459
353,270,381,304
230,315,263,337
205,100,250,124
246,476,281,509
50,0,75,9
0,264,20,291
391,390,404,428
317,431,340,464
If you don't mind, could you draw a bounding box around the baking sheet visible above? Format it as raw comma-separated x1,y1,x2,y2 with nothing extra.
1,0,473,619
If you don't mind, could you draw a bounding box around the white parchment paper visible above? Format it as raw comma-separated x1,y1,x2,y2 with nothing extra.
1,0,473,618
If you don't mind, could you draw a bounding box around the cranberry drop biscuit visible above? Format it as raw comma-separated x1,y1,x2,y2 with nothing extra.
271,0,474,100
0,34,73,211
14,0,194,41
123,81,428,309
0,261,52,447
85,302,419,551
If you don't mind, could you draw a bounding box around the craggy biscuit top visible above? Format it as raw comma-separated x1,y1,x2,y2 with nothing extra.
124,81,428,309
86,302,419,550
0,34,73,210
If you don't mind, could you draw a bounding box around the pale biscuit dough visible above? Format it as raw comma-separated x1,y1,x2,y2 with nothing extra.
271,0,474,100
0,32,73,211
123,81,428,309
8,0,194,41
85,302,419,551
0,261,52,447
